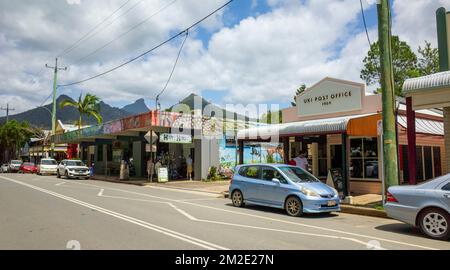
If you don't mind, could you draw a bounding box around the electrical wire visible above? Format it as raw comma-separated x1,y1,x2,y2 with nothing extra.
360,0,372,46
58,0,233,88
155,30,189,109
72,0,178,66
57,0,133,58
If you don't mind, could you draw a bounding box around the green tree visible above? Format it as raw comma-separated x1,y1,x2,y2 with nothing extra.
60,93,103,129
360,36,419,96
417,41,439,76
0,120,34,160
291,84,307,106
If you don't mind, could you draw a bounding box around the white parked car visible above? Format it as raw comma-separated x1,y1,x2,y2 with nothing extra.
57,159,90,179
9,160,23,173
1,163,9,173
37,158,58,175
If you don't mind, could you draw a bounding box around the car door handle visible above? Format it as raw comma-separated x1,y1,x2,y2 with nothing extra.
444,194,450,199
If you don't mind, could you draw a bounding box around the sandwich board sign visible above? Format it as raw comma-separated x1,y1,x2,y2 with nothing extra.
158,167,168,183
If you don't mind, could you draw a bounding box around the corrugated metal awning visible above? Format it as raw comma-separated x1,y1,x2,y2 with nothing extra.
237,114,374,140
397,116,444,135
402,70,450,94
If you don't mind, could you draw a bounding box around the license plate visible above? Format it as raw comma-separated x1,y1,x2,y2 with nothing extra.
327,200,336,207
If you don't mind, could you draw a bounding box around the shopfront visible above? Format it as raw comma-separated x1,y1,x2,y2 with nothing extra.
237,77,445,196
53,109,245,181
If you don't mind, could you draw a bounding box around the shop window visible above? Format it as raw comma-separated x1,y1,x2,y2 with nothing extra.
401,145,409,183
433,147,442,178
349,137,379,180
401,145,442,183
416,146,424,182
423,146,433,180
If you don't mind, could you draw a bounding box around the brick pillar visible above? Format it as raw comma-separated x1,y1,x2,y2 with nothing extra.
444,107,450,174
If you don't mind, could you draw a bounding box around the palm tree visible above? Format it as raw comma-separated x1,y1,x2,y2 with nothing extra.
60,93,103,129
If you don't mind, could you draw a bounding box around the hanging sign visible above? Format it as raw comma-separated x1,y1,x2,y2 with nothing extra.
159,133,192,144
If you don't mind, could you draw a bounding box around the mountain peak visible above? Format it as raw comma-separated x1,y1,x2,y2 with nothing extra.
121,98,149,114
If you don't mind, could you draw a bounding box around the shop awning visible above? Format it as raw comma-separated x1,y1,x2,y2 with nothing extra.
397,115,444,135
403,70,450,94
237,114,376,140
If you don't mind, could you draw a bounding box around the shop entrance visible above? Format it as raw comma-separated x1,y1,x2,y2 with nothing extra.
330,144,343,169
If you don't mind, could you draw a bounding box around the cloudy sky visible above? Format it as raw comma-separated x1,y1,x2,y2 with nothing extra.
0,0,449,115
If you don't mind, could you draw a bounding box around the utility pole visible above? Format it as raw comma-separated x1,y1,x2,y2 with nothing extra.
45,58,67,158
377,0,399,192
0,103,15,122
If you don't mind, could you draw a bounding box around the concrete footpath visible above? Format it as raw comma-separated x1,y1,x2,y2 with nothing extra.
91,175,388,219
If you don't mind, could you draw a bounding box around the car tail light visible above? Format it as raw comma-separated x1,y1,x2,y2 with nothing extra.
386,192,398,203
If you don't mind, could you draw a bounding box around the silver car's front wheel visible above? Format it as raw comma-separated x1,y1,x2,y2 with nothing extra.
285,196,303,217
419,208,450,240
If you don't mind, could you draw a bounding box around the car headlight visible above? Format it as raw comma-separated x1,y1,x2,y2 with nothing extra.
300,186,320,197
331,187,338,196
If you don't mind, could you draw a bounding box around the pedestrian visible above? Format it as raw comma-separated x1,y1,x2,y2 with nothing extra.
294,151,309,171
147,158,154,181
186,155,193,180
154,159,162,179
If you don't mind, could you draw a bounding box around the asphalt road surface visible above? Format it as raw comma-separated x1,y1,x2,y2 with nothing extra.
1,173,450,250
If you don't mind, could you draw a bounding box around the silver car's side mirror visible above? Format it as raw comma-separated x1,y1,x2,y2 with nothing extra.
272,178,281,184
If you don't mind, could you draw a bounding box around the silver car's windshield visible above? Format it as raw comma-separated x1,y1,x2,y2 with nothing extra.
11,160,22,164
279,166,319,183
66,160,85,167
41,160,57,165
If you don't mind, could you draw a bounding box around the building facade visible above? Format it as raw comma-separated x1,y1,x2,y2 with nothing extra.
237,77,445,196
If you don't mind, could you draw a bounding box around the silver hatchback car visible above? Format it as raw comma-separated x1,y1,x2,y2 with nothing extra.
385,174,450,240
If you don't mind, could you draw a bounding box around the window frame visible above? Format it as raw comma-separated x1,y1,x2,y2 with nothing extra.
349,136,380,181
240,165,262,180
261,166,288,184
442,182,450,191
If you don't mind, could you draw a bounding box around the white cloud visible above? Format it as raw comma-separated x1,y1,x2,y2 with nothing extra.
0,0,447,117
66,0,81,5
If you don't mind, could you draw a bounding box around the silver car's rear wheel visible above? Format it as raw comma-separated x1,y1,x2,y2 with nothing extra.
231,190,244,207
419,208,450,240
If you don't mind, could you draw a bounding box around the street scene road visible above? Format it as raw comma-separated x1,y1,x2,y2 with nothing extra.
1,173,449,250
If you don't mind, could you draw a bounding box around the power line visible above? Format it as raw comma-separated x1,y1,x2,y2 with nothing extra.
360,0,372,46
155,30,189,110
57,0,133,58
58,0,233,88
72,0,178,66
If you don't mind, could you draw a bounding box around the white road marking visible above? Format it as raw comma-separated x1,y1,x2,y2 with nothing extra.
97,189,104,196
0,175,228,251
148,186,219,197
55,182,66,186
96,189,383,249
40,177,440,250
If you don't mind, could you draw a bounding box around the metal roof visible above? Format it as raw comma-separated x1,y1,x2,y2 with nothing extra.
402,70,450,94
397,115,444,135
237,114,374,140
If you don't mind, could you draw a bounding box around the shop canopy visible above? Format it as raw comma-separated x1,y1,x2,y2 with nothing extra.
402,70,450,109
237,114,378,140
397,115,444,135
